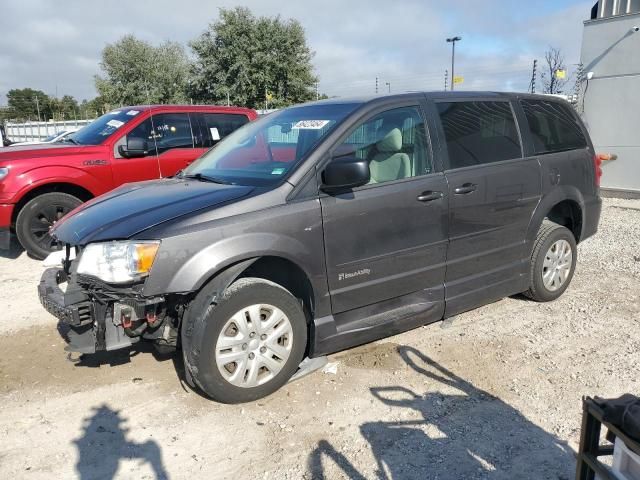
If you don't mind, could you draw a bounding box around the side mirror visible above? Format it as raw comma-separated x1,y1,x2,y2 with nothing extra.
118,137,148,158
321,156,370,192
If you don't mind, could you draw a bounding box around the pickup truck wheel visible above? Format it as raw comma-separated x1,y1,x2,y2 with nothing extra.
524,220,577,302
186,277,307,404
15,192,82,260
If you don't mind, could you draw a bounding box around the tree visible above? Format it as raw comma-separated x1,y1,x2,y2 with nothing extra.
6,88,51,121
95,35,190,106
190,7,317,108
80,96,109,119
541,47,568,95
48,95,80,121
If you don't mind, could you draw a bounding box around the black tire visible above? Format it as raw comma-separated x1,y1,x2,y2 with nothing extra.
524,220,577,302
15,192,82,259
184,277,307,404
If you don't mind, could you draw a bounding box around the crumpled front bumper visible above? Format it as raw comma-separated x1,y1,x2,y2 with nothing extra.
38,267,98,353
38,268,93,326
38,267,168,354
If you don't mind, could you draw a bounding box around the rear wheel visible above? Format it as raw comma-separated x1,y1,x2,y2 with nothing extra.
15,192,82,259
185,277,307,403
524,220,577,302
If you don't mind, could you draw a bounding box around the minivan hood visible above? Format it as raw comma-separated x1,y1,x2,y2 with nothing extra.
51,178,255,245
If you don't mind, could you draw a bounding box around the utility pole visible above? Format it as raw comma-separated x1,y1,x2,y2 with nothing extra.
315,81,319,100
446,36,462,91
530,59,538,93
574,62,584,104
226,90,230,106
385,81,391,93
375,76,379,94
265,87,267,111
444,70,449,91
34,95,41,122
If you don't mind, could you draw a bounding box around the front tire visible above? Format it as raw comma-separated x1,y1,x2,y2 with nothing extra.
524,220,577,302
15,192,83,259
184,277,307,404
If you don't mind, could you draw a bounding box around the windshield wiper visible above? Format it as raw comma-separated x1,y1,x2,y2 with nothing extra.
63,137,79,145
181,172,232,185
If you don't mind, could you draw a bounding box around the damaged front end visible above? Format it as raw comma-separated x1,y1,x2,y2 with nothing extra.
38,244,184,354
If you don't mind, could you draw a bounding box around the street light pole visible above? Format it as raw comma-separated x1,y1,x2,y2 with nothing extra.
446,36,462,91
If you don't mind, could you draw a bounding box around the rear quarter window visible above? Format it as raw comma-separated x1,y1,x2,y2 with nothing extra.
437,101,522,169
520,99,587,154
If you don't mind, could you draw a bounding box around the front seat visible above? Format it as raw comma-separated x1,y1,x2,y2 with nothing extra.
369,128,411,184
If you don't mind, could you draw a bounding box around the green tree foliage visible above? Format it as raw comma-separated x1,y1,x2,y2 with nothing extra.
6,88,50,121
190,7,317,108
95,35,189,106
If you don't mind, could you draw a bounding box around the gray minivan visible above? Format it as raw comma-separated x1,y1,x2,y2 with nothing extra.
39,92,602,403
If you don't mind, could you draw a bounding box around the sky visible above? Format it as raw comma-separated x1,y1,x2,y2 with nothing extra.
0,0,594,105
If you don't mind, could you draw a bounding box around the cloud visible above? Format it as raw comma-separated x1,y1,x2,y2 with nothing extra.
0,0,593,104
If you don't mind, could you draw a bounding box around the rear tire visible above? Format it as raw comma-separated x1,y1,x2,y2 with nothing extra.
15,192,83,260
184,277,307,404
524,220,577,302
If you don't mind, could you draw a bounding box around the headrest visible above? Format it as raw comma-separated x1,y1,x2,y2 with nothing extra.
376,128,402,153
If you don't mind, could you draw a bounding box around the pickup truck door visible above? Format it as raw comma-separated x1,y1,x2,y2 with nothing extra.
150,113,207,177
319,101,448,321
112,115,162,184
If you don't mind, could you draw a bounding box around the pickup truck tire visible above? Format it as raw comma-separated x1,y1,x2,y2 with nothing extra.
16,192,82,260
524,220,577,302
186,277,307,404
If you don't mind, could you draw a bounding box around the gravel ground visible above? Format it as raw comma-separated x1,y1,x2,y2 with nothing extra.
0,197,638,479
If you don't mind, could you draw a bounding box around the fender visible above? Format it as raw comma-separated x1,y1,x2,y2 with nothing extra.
525,185,585,245
11,165,110,204
145,232,318,296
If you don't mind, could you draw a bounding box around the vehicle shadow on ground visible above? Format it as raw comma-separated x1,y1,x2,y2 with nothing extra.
308,346,574,480
69,340,209,399
75,405,169,479
0,235,24,259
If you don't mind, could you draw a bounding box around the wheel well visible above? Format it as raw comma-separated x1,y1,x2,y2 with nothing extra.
546,200,582,242
238,256,315,314
11,183,94,225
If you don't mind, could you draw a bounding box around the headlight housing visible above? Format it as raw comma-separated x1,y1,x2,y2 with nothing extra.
77,241,160,284
0,167,8,180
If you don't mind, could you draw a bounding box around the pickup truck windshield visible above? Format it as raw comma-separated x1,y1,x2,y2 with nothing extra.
183,103,359,187
69,109,141,145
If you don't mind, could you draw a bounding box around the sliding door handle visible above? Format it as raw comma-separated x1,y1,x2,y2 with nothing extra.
417,191,444,202
454,183,477,194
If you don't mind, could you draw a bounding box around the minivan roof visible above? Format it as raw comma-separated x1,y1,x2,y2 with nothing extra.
306,91,570,106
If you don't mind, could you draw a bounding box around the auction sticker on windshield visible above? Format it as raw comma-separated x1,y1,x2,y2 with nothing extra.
106,119,124,129
292,120,330,129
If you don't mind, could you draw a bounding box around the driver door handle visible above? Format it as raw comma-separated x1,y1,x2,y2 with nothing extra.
417,191,444,202
454,183,477,194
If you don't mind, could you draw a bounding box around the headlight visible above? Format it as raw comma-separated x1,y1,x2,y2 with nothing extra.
77,241,160,283
0,167,8,180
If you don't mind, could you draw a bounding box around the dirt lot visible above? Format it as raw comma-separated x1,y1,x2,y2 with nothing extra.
0,197,638,480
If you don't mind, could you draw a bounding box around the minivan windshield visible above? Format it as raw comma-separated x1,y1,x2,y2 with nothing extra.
68,108,142,145
182,103,359,187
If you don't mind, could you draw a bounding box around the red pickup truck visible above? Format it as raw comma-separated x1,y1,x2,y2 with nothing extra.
0,105,257,258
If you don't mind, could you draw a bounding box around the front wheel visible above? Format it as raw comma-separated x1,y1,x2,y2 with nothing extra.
184,277,307,404
15,192,83,259
524,220,577,302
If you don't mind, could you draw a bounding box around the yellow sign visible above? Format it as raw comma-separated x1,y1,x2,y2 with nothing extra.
555,69,566,79
453,76,464,84
266,92,274,101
